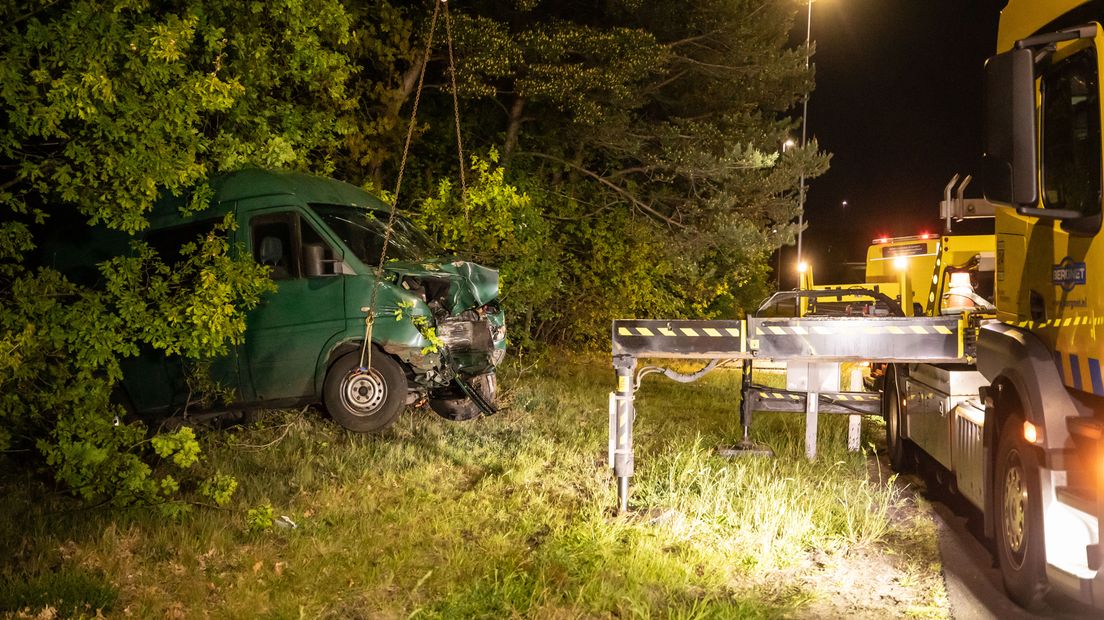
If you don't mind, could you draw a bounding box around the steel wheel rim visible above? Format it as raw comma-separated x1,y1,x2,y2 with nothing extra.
342,368,387,417
1002,449,1027,566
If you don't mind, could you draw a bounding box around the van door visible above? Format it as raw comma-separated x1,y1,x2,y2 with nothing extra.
243,209,346,402
124,217,243,414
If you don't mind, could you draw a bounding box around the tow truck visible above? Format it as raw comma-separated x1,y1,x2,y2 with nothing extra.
607,0,1104,611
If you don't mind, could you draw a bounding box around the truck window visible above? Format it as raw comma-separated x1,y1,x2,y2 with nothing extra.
1041,46,1102,225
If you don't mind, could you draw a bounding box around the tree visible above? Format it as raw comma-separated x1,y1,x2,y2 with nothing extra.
404,0,829,343
0,0,368,507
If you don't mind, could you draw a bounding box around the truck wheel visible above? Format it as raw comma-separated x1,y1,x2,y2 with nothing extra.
995,412,1049,610
429,373,497,421
883,365,913,472
323,350,407,433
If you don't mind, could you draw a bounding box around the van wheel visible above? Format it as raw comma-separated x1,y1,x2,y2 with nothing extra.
429,373,497,421
883,365,913,473
995,411,1049,610
323,350,407,432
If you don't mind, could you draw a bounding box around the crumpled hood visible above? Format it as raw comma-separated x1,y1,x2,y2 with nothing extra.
384,259,499,313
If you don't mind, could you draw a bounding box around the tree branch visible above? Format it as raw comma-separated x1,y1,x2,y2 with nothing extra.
517,151,685,229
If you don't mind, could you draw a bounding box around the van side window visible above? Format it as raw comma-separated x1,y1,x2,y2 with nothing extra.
145,218,222,265
250,212,342,279
251,214,297,280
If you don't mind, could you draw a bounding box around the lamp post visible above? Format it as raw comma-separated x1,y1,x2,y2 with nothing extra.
796,0,814,266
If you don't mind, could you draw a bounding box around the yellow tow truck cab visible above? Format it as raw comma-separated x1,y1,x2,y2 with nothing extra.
803,231,995,319
880,0,1104,611
864,233,996,317
992,0,1104,401
827,1,1104,610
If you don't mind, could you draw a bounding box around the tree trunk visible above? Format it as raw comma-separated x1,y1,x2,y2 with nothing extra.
389,52,426,119
503,95,527,160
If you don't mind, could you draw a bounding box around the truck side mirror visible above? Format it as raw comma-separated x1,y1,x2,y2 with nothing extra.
982,48,1038,206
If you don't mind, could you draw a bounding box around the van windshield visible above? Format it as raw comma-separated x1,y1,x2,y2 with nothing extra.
310,204,441,263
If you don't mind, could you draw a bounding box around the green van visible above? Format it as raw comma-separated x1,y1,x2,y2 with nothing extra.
103,168,505,432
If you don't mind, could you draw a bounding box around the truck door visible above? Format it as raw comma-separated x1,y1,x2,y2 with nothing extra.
1033,39,1101,389
243,209,346,402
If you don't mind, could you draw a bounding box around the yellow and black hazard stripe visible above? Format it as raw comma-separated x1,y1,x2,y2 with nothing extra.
612,319,746,358
747,388,882,414
755,391,879,402
617,325,744,338
1016,316,1104,330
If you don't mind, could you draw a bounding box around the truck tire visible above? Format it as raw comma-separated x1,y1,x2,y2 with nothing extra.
323,350,407,433
995,411,1049,611
429,372,497,421
883,365,914,473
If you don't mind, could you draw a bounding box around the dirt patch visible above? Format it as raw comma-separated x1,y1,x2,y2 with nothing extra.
792,544,947,619
785,454,948,619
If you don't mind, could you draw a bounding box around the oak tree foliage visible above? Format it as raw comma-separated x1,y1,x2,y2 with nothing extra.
0,0,362,507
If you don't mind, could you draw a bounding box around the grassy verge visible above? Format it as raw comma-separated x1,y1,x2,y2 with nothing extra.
0,354,945,618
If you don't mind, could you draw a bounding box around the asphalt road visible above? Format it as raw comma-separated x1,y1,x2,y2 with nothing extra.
893,463,1099,619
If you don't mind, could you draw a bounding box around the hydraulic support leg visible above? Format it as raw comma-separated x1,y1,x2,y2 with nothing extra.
611,355,637,513
740,359,754,443
847,367,863,452
717,360,774,458
805,388,820,460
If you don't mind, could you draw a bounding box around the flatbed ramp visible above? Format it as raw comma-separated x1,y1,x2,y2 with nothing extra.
609,315,972,512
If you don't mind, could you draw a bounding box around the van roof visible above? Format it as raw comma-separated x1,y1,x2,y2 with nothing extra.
150,168,389,228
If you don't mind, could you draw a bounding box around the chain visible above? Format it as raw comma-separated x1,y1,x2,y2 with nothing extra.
442,0,467,207
358,0,442,371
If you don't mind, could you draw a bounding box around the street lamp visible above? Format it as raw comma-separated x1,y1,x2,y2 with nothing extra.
796,0,815,265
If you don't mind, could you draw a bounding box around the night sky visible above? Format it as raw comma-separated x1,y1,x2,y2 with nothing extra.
788,0,1009,284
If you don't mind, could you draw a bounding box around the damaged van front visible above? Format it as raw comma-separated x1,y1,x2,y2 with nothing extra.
120,168,506,432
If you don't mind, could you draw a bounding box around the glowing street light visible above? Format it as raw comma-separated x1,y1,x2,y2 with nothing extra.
795,0,816,265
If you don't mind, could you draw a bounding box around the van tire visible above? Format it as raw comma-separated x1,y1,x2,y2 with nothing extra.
429,373,497,421
995,411,1049,611
323,350,407,432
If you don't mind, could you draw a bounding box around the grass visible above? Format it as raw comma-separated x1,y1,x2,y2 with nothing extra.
0,353,946,618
